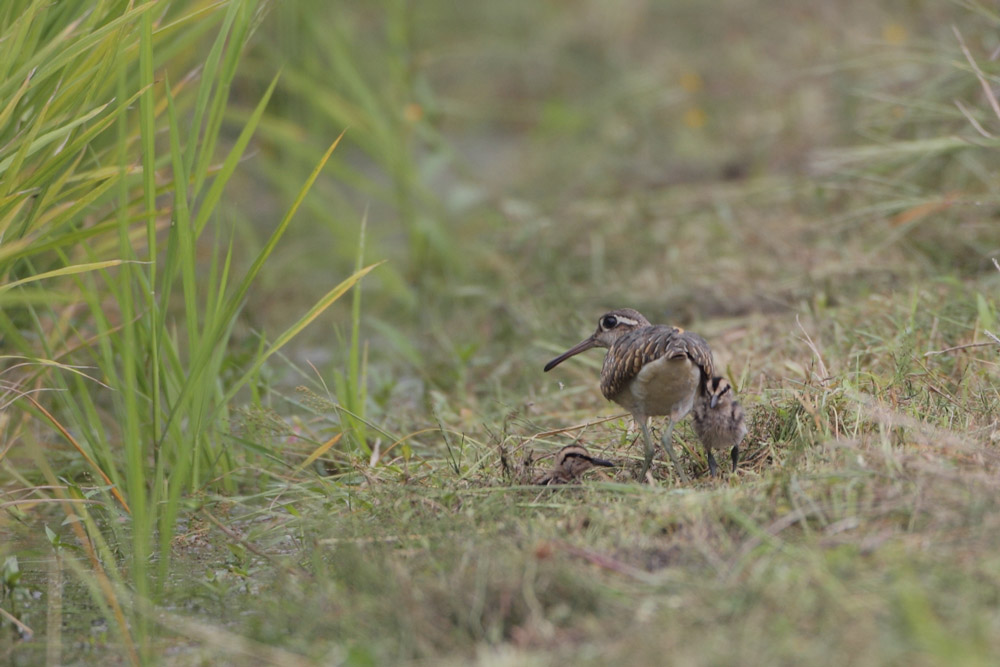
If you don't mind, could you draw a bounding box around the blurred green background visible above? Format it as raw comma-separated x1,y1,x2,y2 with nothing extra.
240,0,996,415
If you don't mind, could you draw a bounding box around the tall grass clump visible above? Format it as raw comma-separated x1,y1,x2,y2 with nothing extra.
0,0,373,656
251,0,459,296
242,1,477,455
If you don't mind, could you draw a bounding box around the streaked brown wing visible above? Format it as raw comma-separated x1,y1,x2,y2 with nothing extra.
600,326,716,400
600,325,675,399
674,331,716,387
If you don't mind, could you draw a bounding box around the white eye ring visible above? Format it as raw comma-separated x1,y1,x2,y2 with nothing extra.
601,315,618,329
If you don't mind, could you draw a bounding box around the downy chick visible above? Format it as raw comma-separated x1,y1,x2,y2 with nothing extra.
691,376,747,476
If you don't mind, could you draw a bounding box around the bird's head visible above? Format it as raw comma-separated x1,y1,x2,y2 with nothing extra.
543,308,651,372
705,376,733,409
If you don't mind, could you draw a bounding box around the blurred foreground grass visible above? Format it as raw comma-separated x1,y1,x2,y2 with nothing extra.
2,0,1000,664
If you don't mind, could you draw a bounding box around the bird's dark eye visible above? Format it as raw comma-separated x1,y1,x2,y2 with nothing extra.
601,315,618,330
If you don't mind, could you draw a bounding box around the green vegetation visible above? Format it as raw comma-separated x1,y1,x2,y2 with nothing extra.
2,0,999,664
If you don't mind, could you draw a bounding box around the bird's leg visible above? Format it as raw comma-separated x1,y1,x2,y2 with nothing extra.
730,445,740,473
638,418,656,480
706,449,719,477
660,420,689,483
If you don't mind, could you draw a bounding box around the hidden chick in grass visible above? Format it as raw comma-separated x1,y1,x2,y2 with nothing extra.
691,376,747,476
532,445,615,485
544,308,716,482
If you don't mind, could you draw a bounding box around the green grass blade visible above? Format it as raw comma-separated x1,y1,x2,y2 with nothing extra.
192,70,278,235
0,260,137,292
220,260,383,408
